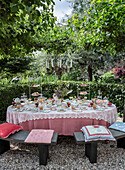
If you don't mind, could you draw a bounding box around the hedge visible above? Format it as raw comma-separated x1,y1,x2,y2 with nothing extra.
0,81,124,121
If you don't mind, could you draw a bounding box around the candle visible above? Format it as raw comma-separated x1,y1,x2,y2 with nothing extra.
60,59,62,68
51,59,54,67
46,61,48,68
70,59,72,68
47,62,49,68
57,61,59,67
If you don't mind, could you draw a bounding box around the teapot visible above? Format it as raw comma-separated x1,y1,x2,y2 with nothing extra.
53,93,58,100
13,98,21,104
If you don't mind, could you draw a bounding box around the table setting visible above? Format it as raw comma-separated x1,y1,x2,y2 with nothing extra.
8,93,117,120
10,94,112,113
6,91,118,135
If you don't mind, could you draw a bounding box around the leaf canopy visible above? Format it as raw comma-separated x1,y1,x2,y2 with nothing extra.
0,0,55,59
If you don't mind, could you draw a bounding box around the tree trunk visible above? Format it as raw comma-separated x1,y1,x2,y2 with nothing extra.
58,73,62,80
56,67,62,80
88,65,92,81
123,104,125,122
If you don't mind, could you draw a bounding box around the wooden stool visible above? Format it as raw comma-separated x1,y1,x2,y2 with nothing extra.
74,129,125,163
0,131,58,165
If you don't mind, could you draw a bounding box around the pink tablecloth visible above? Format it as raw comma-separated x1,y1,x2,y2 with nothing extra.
7,105,117,136
19,118,110,136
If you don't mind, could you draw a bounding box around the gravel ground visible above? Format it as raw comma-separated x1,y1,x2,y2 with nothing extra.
0,117,124,170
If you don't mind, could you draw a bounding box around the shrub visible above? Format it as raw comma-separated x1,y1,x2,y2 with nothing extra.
100,71,121,83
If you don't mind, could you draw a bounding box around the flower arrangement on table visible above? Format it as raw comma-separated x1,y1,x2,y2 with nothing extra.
53,88,73,99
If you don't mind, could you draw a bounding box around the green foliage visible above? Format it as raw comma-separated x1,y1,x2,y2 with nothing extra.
100,71,121,83
0,74,59,86
43,25,74,54
0,81,124,121
43,0,124,82
68,0,91,17
83,0,125,54
0,85,29,120
89,83,125,117
0,0,55,59
66,0,125,56
0,55,34,74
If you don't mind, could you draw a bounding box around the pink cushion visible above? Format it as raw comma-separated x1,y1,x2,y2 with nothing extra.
25,129,54,144
0,123,23,138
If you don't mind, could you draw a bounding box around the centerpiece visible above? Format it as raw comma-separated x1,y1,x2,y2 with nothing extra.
53,88,72,99
53,87,73,106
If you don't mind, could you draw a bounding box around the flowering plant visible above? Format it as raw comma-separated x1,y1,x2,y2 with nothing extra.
113,66,125,78
53,88,72,99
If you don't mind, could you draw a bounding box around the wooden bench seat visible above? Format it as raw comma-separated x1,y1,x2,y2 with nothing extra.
0,130,58,165
74,129,125,163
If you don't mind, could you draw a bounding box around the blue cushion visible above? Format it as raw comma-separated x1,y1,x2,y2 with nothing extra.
81,125,116,142
109,122,125,132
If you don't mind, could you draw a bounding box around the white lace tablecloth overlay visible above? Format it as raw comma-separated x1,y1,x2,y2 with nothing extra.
6,104,118,125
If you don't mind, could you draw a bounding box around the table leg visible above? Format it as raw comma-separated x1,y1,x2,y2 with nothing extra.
0,139,10,154
85,142,97,163
38,144,49,165
117,137,125,149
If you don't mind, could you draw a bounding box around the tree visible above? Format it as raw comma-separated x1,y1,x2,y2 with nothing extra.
0,0,56,75
36,24,75,80
0,0,55,59
67,0,91,16
34,51,73,80
82,0,125,54
0,55,34,74
64,0,125,81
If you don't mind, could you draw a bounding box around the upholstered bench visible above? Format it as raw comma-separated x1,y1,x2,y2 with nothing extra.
0,130,58,165
74,129,125,163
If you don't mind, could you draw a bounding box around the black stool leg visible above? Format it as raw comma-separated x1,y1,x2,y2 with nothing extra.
117,137,125,149
85,143,91,157
85,142,97,163
0,139,10,154
38,144,49,165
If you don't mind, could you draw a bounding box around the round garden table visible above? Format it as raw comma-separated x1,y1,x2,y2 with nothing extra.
6,103,118,136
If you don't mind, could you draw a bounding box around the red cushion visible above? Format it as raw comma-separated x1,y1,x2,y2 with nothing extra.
0,123,23,138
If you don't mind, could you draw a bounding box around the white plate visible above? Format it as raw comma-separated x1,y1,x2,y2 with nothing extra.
96,108,105,110
42,110,50,113
72,109,81,112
